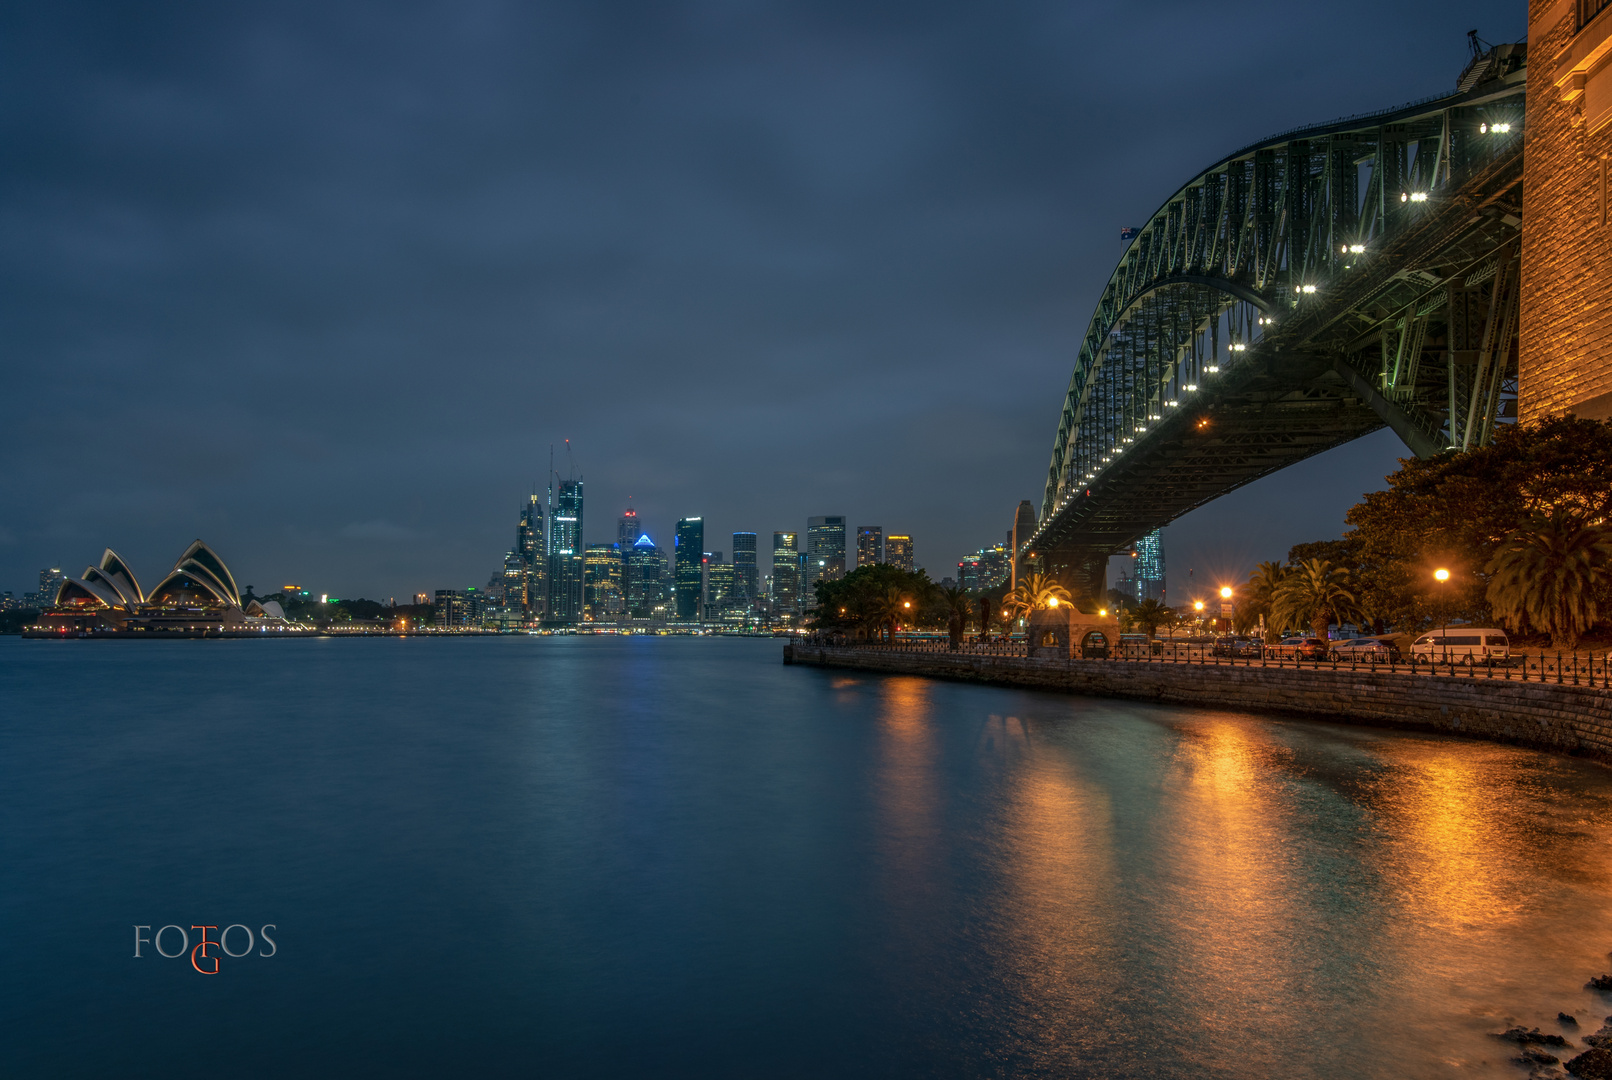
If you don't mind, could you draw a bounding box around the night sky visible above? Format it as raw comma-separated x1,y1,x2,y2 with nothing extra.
2,1,1525,601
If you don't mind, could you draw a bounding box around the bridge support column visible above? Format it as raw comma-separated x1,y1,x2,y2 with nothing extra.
1040,546,1110,613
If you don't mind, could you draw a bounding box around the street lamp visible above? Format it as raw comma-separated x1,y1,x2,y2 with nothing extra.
1433,568,1450,663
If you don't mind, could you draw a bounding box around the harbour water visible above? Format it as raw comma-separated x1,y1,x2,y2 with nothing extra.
4,634,1612,1078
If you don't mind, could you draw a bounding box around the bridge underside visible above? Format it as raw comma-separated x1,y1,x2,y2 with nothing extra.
1033,352,1387,605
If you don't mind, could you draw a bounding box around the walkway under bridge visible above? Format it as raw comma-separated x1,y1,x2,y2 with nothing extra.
1028,43,1527,604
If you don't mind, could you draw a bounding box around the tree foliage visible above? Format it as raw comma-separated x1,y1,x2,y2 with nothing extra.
1004,573,1071,620
810,564,939,635
1342,417,1612,632
1132,598,1172,639
1271,558,1366,640
1485,510,1612,649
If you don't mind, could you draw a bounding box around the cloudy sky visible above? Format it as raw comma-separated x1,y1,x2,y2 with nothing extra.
1,1,1525,600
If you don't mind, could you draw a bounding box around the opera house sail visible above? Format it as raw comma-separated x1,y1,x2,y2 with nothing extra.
32,540,303,636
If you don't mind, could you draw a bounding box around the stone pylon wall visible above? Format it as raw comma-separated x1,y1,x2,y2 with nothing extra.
1521,0,1612,422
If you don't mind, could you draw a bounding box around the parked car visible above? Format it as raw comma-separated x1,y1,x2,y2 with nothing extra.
1118,633,1164,656
1410,628,1510,664
1211,635,1264,658
1267,636,1329,660
1330,637,1403,662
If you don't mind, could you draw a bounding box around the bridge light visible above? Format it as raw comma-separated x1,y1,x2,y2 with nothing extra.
1206,365,1220,372
1409,191,1428,203
1400,191,1408,202
1348,244,1366,254
1185,383,1197,391
1230,343,1247,352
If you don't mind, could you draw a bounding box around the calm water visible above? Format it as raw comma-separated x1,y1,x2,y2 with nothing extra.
3,635,1612,1077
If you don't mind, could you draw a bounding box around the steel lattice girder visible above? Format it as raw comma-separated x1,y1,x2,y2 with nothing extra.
1032,44,1525,565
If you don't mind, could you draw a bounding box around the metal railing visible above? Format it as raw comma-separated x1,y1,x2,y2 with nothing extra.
790,637,1612,689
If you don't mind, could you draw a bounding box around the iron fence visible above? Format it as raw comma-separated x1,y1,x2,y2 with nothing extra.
790,637,1612,689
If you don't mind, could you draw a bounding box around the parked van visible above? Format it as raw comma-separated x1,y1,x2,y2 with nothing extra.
1410,628,1510,663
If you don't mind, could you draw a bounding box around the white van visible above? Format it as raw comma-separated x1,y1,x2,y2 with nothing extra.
1410,628,1510,663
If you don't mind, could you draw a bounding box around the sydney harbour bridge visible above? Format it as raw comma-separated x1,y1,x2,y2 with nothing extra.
1025,42,1527,605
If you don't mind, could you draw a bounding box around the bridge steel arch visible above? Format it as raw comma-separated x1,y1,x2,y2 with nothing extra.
1029,45,1526,606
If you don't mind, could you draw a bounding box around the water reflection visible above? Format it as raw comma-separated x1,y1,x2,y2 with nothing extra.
1366,747,1517,932
991,719,1122,1070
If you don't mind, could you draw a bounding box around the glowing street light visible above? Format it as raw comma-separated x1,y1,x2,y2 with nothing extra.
1220,586,1233,600
1433,568,1451,663
1047,596,1059,608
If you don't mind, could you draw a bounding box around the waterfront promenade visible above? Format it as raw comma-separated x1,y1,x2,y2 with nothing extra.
786,639,1612,763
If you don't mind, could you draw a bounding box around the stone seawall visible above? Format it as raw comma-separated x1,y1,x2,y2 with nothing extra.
785,645,1612,762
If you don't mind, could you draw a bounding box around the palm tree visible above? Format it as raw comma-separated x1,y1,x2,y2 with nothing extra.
1004,572,1072,621
1485,510,1612,650
1270,558,1365,641
1237,561,1288,640
940,586,973,649
1132,598,1172,640
869,586,910,643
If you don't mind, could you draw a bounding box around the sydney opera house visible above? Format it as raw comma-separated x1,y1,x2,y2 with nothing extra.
32,540,305,636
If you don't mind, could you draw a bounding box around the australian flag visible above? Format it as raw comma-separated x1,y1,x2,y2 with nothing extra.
1120,226,1142,243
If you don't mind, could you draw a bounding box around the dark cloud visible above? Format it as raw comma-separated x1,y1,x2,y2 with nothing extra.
0,0,1524,596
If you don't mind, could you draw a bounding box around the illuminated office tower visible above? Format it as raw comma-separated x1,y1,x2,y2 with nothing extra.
674,517,704,620
806,515,846,589
547,478,584,623
885,534,913,573
516,495,545,617
855,526,883,569
957,544,1010,592
731,532,758,608
583,543,624,619
771,532,799,614
1134,529,1165,603
37,565,64,607
704,560,738,618
617,507,641,549
625,532,664,617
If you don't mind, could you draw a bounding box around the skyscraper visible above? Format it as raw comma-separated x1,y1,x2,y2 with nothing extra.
704,560,738,619
583,543,624,619
517,495,545,618
731,532,758,609
806,515,846,590
548,478,584,623
771,532,799,616
885,534,913,573
674,517,704,620
1134,529,1165,603
38,565,64,607
855,526,883,569
625,532,664,617
617,507,641,549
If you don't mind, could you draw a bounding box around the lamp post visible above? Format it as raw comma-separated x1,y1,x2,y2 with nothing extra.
1219,586,1233,634
1433,568,1450,664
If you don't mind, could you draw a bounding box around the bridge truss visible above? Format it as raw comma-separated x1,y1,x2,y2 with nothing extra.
1029,44,1526,601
